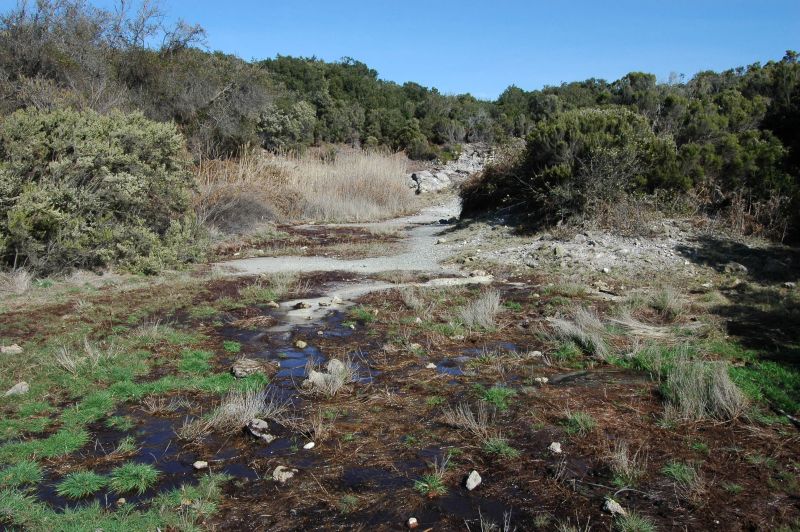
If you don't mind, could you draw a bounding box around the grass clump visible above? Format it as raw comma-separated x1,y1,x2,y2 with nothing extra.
350,306,376,323
0,461,42,489
109,462,160,494
56,471,108,499
562,411,596,436
549,307,609,358
223,341,241,353
615,512,656,532
730,360,800,414
650,287,685,321
607,441,646,487
662,460,704,501
482,437,521,459
413,456,449,498
179,349,214,374
458,289,501,329
477,385,516,411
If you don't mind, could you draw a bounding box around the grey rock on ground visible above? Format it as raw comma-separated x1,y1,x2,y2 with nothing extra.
273,465,298,483
231,358,264,378
4,381,29,396
0,344,23,355
466,470,482,490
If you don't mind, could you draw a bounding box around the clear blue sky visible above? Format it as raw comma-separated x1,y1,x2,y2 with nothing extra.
132,0,799,99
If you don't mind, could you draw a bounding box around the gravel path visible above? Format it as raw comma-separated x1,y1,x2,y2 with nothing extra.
215,197,463,276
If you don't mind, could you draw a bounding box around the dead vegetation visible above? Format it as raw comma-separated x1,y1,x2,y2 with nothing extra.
458,288,502,329
178,389,288,440
548,307,609,358
195,148,415,233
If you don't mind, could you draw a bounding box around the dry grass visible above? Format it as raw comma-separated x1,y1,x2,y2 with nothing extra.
0,269,32,296
458,289,502,329
441,402,492,440
55,338,119,375
178,389,288,440
650,287,685,321
549,307,609,358
606,441,647,487
195,148,415,232
663,358,748,421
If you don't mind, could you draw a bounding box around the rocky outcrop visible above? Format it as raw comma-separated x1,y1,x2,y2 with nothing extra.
407,143,494,194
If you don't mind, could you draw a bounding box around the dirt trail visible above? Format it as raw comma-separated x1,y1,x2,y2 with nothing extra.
215,197,463,276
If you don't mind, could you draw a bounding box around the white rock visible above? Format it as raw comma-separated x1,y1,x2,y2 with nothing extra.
425,363,437,369
407,517,419,529
534,377,549,385
548,442,562,454
331,296,343,304
602,267,611,274
603,498,627,516
0,344,23,355
409,343,423,351
248,418,276,443
193,460,208,470
265,301,280,309
4,381,29,397
231,358,263,378
528,350,543,358
294,340,307,349
272,465,297,483
303,441,315,450
465,470,482,490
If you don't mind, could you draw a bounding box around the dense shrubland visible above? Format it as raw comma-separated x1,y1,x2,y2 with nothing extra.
0,107,202,274
466,58,800,240
1,0,799,275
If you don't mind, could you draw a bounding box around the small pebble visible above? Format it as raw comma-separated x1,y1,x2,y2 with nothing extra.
407,517,419,529
295,340,307,349
548,442,562,454
425,362,437,369
303,442,315,450
193,460,208,470
116,498,126,506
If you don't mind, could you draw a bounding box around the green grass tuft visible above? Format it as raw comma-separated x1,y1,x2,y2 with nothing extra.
56,470,108,499
477,385,517,411
562,411,596,436
0,461,42,489
482,437,521,459
110,462,160,494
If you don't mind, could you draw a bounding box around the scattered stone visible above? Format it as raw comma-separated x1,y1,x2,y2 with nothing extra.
534,377,549,385
436,238,447,244
414,317,422,324
450,335,465,341
407,517,419,529
523,255,539,268
548,442,562,454
193,460,208,470
248,419,276,443
425,362,437,369
265,301,280,309
603,498,627,516
470,270,488,277
409,343,423,351
331,295,343,304
552,245,566,257
293,301,312,310
317,330,324,335
785,282,797,288
4,381,29,397
303,442,315,450
318,300,331,307
601,267,611,274
528,350,543,358
231,358,263,378
461,256,475,264
724,261,748,274
294,340,308,349
272,465,297,483
116,498,126,507
466,470,482,490
0,344,23,355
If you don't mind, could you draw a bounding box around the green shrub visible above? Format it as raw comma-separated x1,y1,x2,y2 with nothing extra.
0,108,203,273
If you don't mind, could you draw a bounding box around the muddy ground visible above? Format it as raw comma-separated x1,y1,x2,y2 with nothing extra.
1,198,799,531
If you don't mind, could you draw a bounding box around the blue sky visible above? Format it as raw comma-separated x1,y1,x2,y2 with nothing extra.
124,0,797,99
